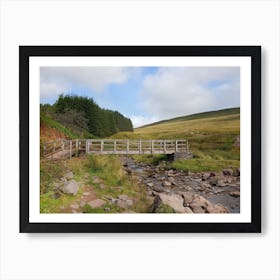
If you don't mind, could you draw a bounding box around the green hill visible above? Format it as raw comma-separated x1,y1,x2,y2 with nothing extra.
111,108,240,163
139,107,240,128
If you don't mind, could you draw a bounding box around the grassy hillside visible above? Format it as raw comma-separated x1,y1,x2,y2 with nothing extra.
40,114,95,143
111,108,240,169
139,107,240,128
40,114,78,142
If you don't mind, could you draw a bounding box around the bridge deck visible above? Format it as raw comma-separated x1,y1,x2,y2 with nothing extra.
42,139,190,159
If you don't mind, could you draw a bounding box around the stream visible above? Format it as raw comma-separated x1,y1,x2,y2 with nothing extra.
121,156,240,213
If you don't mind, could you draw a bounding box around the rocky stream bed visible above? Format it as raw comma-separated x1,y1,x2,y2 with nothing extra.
122,157,240,214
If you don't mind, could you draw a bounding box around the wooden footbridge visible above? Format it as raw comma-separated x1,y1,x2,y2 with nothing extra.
42,139,191,160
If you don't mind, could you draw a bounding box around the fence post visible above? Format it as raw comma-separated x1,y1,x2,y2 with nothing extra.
175,140,178,152
151,140,154,154
164,140,166,153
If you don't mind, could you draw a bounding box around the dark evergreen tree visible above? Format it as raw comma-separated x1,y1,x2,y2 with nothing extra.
52,94,133,137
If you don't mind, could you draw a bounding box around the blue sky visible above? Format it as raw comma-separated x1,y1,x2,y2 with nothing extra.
40,66,240,127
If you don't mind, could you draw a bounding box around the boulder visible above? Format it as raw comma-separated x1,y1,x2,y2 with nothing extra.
180,192,195,205
153,193,186,213
233,168,240,177
208,176,225,187
206,203,229,213
185,207,193,214
117,199,133,209
87,199,106,209
146,182,154,188
61,180,79,195
201,173,210,181
191,195,212,208
190,205,205,213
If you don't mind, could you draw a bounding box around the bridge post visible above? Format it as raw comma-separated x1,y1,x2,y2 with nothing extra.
139,140,142,154
126,140,129,154
186,140,190,153
114,140,116,153
69,140,72,159
85,140,89,153
75,139,78,156
101,140,104,153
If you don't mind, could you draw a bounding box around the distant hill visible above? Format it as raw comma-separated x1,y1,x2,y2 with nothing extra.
139,108,240,128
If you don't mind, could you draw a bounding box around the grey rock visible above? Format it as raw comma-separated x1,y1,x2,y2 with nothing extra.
87,199,106,208
64,171,74,179
118,194,129,200
147,182,154,188
222,169,234,176
61,180,79,195
162,181,172,187
80,201,86,207
117,199,133,209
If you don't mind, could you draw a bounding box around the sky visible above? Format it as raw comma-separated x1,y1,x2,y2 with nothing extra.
40,66,240,128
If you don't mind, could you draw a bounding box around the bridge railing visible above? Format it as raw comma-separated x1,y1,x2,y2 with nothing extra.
42,139,190,158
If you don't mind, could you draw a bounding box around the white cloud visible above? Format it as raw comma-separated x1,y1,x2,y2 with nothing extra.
40,67,130,100
130,115,159,128
140,67,240,120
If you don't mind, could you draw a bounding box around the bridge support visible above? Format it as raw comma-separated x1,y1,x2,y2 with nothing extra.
167,152,193,162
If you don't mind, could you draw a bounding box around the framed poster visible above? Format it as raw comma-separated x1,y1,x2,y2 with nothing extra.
19,46,261,233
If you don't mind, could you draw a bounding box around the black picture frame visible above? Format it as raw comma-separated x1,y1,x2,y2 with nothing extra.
20,46,261,233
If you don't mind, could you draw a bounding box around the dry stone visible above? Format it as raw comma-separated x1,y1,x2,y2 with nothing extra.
61,180,79,195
